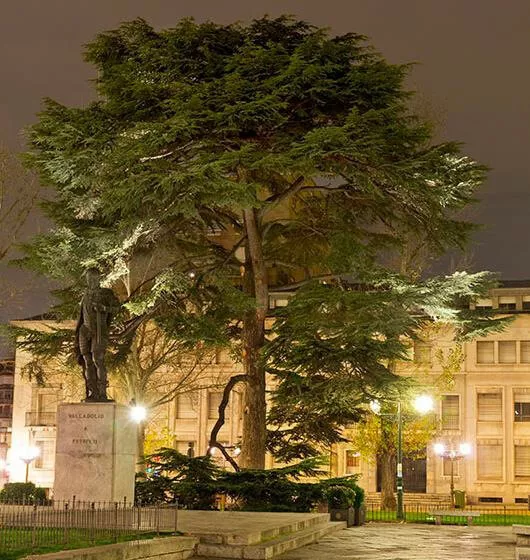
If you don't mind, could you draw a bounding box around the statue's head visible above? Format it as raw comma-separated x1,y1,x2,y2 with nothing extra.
85,267,101,289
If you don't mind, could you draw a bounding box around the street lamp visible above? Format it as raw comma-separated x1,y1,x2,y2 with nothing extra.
130,405,147,423
19,446,40,483
434,441,471,507
371,394,434,520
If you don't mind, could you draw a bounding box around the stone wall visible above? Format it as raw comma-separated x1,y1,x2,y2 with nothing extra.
22,536,198,560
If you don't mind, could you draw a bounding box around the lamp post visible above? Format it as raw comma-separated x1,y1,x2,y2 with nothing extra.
130,403,148,465
434,442,471,507
19,446,40,483
371,394,434,520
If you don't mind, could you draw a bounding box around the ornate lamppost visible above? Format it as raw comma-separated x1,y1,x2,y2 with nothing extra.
19,446,40,483
433,442,471,507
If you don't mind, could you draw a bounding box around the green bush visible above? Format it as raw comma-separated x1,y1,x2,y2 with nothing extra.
322,475,364,509
0,482,48,504
217,460,326,512
136,450,365,513
325,485,357,509
136,449,220,509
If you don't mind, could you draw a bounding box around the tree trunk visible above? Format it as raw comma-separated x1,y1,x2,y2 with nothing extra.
239,208,268,469
379,452,397,509
379,415,397,509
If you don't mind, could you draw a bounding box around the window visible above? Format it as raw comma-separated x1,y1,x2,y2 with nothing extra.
346,450,360,470
208,392,224,420
515,446,530,478
34,440,54,470
498,341,516,364
475,298,493,310
476,341,494,364
477,392,502,422
477,442,503,480
523,296,530,310
443,457,459,477
38,392,57,413
514,393,530,422
498,296,516,311
176,393,198,419
413,342,431,364
441,395,460,430
521,342,530,363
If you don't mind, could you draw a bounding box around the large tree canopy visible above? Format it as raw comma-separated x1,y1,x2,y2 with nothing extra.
21,16,503,468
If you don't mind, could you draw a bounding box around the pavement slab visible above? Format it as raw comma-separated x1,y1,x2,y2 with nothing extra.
276,523,515,560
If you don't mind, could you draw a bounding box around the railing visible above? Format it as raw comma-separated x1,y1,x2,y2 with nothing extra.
0,499,179,556
25,412,57,426
365,502,530,525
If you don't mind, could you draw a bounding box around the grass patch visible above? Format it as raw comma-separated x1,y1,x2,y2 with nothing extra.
0,530,179,559
366,510,530,526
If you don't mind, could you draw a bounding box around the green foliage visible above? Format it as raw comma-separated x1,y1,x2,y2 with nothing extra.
136,450,363,512
19,15,501,468
136,448,220,509
0,482,48,504
325,486,357,509
266,271,508,460
217,458,326,512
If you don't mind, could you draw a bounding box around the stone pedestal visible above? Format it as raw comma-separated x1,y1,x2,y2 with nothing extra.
54,402,136,503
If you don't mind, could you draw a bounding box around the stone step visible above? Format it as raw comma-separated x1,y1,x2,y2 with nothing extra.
195,520,346,559
190,512,331,546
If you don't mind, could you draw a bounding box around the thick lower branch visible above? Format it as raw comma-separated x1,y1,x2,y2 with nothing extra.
208,374,249,472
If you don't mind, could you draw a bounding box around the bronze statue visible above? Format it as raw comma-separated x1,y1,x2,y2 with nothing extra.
74,268,119,402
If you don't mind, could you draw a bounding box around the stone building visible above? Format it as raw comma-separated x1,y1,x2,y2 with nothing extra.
0,358,14,488
7,284,530,504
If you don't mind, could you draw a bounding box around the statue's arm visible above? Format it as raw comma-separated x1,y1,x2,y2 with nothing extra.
102,289,121,326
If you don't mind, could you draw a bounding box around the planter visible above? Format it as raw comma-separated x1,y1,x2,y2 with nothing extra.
330,507,355,527
354,505,366,526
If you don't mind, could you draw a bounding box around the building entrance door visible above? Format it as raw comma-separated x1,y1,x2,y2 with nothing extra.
376,454,427,493
402,456,427,493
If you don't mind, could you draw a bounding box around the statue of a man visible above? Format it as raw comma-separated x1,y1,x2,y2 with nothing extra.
74,268,119,402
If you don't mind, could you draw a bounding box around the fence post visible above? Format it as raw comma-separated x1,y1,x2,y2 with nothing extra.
504,505,507,526
137,499,142,540
114,502,119,543
31,503,37,553
90,502,95,544
63,502,69,545
174,500,178,535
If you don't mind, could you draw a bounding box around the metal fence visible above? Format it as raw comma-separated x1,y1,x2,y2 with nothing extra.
0,499,178,556
365,502,530,525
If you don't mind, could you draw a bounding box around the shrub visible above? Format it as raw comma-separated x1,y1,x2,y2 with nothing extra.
322,475,364,509
217,465,326,512
136,448,219,509
135,450,365,513
0,482,48,504
325,485,357,509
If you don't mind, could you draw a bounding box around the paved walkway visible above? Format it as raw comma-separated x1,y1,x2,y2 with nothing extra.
278,523,515,560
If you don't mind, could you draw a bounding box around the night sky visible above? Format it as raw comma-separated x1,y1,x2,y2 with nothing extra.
1,0,529,332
